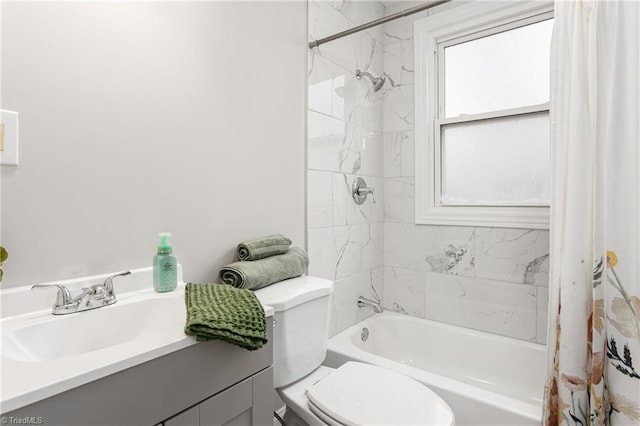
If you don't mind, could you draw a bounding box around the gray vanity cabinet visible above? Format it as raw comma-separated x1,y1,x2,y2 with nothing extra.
4,318,274,426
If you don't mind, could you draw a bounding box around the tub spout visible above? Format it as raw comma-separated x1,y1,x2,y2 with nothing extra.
357,296,383,313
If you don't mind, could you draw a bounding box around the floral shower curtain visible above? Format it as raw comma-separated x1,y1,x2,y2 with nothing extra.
543,0,640,425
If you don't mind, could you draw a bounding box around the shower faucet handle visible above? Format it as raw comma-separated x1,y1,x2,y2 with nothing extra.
352,177,376,205
358,186,376,204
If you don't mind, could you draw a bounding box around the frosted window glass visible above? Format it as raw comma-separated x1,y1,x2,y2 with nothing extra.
441,113,550,205
444,19,553,117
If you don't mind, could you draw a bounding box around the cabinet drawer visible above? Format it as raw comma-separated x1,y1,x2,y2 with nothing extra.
199,377,252,425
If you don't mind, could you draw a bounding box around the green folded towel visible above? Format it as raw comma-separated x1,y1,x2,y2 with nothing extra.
219,246,309,290
184,283,267,351
236,234,292,261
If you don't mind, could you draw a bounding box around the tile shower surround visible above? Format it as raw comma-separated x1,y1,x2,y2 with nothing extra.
308,0,386,337
307,0,549,344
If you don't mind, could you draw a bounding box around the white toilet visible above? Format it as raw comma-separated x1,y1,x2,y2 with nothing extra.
254,276,455,426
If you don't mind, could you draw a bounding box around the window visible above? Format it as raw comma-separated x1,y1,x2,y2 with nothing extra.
415,1,554,228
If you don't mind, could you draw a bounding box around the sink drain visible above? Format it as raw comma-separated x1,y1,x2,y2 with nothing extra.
361,327,369,342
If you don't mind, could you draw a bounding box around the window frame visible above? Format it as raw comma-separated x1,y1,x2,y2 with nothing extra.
414,1,554,229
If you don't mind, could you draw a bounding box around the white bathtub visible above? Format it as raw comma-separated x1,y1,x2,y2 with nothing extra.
324,312,546,425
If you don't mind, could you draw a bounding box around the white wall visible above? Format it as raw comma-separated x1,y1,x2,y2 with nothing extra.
0,1,307,287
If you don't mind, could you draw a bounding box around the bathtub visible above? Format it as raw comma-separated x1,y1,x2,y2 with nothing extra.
323,312,546,425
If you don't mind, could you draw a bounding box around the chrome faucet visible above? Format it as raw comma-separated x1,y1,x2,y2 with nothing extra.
32,271,131,315
357,296,383,313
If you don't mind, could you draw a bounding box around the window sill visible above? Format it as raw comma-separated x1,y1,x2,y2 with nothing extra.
415,204,550,229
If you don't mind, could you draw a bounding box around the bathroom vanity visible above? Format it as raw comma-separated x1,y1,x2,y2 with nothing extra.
3,322,274,426
1,268,274,426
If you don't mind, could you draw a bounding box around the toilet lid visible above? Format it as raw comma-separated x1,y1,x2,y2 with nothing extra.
306,362,455,426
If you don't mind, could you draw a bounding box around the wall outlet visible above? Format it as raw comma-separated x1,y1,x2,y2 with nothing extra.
0,110,19,166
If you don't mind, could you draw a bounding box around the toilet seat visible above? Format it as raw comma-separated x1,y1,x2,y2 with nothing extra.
307,400,344,426
305,362,455,426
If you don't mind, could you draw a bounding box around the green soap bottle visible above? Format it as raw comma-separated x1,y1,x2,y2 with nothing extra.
153,232,177,292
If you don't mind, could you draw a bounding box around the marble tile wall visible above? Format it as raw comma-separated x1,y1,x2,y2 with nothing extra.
307,0,386,336
380,6,549,344
382,225,549,342
308,1,550,344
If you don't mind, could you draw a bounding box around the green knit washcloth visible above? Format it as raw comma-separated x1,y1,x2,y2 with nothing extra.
184,283,267,351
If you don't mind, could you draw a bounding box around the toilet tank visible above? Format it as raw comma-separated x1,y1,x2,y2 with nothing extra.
254,276,334,388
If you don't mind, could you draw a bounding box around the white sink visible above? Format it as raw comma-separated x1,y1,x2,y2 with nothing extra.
3,296,186,362
0,268,195,414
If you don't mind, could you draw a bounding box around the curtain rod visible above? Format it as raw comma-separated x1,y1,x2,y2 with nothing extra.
308,0,451,49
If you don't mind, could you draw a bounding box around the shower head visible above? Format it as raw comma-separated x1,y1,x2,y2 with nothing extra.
355,69,386,92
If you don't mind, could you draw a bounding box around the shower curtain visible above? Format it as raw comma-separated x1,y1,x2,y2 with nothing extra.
543,0,640,425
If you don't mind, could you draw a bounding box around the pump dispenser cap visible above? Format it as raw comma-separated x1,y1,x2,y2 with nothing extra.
157,232,173,254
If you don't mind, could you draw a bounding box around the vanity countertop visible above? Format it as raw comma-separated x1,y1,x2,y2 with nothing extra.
0,268,273,413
